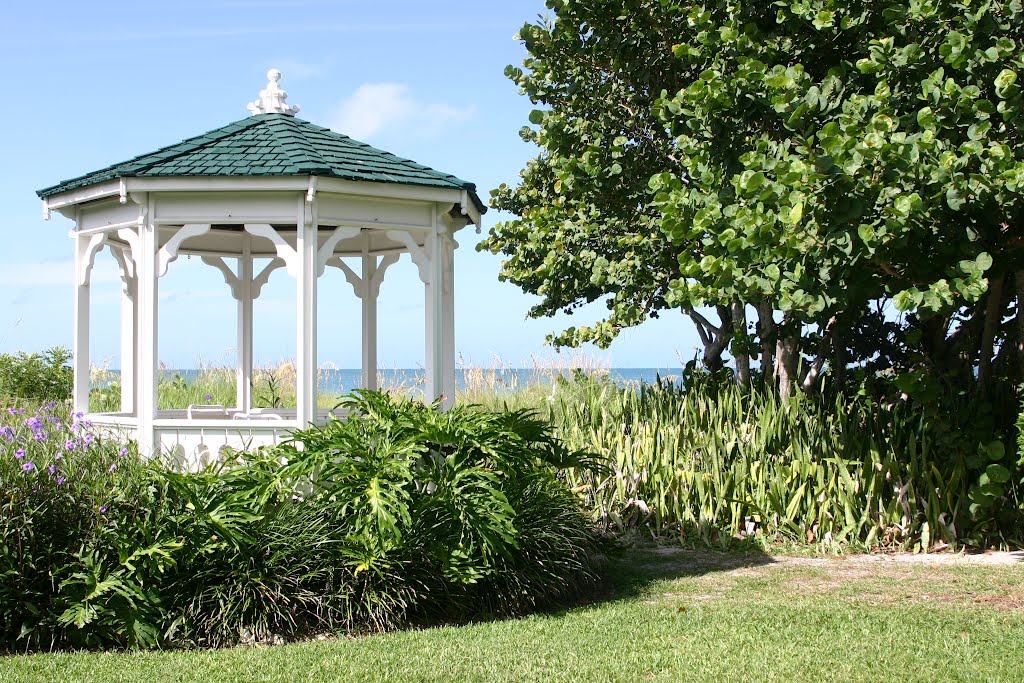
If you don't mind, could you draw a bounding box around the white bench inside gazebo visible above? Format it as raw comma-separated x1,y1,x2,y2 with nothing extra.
37,70,484,466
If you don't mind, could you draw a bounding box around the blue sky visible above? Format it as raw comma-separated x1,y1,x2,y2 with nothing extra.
0,0,701,370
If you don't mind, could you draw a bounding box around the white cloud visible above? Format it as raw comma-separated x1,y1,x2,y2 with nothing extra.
330,83,475,141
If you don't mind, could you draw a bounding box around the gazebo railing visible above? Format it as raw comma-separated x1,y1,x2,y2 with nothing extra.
89,408,344,470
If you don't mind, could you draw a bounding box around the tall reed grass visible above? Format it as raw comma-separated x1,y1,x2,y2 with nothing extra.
550,376,1021,551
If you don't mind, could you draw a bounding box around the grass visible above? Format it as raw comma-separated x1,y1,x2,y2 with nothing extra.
4,549,1023,683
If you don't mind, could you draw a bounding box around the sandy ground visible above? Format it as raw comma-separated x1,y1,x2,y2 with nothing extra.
648,546,1024,566
634,546,1024,611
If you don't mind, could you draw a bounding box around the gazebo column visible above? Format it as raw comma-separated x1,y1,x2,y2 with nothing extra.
326,243,398,393
72,230,94,415
202,249,286,415
136,204,159,455
236,237,254,413
439,228,457,403
109,244,137,414
357,249,399,391
295,205,318,426
119,291,137,412
424,220,456,407
361,244,378,391
385,222,453,407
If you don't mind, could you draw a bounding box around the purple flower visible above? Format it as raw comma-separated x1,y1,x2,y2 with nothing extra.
83,433,95,446
65,439,76,451
107,463,117,473
7,407,17,415
33,431,48,442
0,426,13,443
56,476,67,485
24,417,42,431
14,448,25,459
118,447,129,458
21,462,34,472
47,464,57,475
204,394,213,402
98,505,107,514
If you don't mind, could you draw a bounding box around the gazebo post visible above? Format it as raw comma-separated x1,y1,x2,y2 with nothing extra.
361,237,378,391
440,229,457,404
72,229,91,415
108,244,137,414
119,290,137,413
295,200,318,426
136,202,159,455
236,235,254,413
424,213,452,407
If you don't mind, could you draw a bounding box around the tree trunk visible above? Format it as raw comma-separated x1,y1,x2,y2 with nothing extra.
801,315,838,393
833,320,847,391
732,301,751,390
756,301,776,387
687,306,733,372
1016,272,1024,381
774,322,799,400
978,272,1005,395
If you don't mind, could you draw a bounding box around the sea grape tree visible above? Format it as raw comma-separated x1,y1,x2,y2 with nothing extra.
489,0,1024,399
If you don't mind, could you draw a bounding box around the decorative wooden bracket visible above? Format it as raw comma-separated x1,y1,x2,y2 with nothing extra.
78,232,108,286
386,230,431,284
201,256,285,300
244,223,300,278
369,254,399,298
116,227,141,261
326,258,362,294
201,257,242,299
108,244,137,300
316,226,361,276
157,223,211,277
251,258,286,297
325,253,399,299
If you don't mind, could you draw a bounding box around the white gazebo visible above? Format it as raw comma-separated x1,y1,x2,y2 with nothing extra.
37,70,484,463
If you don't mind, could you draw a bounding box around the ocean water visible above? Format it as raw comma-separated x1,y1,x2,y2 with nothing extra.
145,367,683,394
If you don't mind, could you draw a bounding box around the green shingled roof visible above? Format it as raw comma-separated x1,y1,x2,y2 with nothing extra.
37,113,485,213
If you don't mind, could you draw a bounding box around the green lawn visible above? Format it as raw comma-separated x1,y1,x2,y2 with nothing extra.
4,549,1023,683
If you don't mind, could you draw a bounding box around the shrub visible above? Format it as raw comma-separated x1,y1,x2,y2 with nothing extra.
158,392,604,645
0,348,73,402
0,401,145,650
1,391,605,651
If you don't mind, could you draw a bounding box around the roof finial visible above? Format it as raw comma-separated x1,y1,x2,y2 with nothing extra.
247,69,301,116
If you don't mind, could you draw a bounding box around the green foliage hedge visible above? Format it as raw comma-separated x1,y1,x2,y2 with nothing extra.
0,392,605,651
0,347,72,402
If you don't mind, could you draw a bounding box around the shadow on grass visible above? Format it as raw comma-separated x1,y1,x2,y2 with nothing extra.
548,539,777,617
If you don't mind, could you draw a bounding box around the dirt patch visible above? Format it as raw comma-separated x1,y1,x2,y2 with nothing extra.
636,547,1024,611
972,584,1024,611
